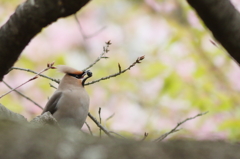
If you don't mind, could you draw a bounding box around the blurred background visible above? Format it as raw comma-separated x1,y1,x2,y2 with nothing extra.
1,0,240,140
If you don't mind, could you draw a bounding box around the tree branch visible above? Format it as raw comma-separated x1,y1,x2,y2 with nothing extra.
140,132,149,141
2,80,43,110
84,121,93,136
154,112,208,142
0,0,90,81
10,67,60,83
82,41,111,71
0,63,55,99
187,0,240,64
10,55,145,87
85,55,145,85
88,112,114,138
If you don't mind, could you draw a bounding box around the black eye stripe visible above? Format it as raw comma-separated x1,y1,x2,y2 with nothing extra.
68,73,82,79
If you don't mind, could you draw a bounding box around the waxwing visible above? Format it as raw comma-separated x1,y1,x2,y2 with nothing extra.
42,65,92,129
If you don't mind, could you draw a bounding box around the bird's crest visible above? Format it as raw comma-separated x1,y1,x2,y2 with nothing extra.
57,65,83,75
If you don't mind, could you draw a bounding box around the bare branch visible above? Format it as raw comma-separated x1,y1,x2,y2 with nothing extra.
10,67,60,84
9,55,145,87
88,112,114,138
109,131,126,139
49,83,57,89
154,111,208,142
118,63,122,73
84,121,93,136
140,132,149,141
85,55,145,86
10,55,145,87
0,76,38,99
0,63,56,99
82,41,112,71
106,113,115,121
98,107,102,137
2,80,43,110
74,14,106,40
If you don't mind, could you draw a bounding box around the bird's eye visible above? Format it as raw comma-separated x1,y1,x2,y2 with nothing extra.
75,75,81,79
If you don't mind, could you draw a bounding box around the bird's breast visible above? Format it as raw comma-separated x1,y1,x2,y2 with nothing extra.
52,89,90,128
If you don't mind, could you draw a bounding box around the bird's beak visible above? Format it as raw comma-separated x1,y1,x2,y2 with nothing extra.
82,70,92,78
82,70,93,86
81,71,87,78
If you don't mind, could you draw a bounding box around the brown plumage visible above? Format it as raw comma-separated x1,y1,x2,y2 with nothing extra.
42,65,92,129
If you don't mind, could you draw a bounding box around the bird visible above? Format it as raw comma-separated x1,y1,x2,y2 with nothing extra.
42,65,92,129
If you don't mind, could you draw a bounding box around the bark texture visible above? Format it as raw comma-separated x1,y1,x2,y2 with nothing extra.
0,104,239,159
187,0,240,64
0,0,90,81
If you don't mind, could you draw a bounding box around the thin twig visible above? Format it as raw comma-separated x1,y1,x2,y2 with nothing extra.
82,41,111,71
0,77,37,99
154,111,208,142
88,112,114,138
0,62,56,99
118,63,122,73
98,107,102,137
85,55,145,86
140,132,149,141
74,14,106,40
9,55,145,87
84,121,93,136
10,67,59,84
106,113,115,121
2,80,43,110
109,131,126,139
49,83,57,89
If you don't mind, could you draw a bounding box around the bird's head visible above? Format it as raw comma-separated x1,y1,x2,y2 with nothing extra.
57,65,92,87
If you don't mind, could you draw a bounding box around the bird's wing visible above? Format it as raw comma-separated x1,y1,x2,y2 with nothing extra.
41,91,63,115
